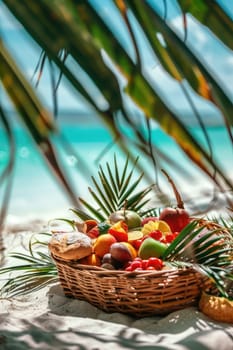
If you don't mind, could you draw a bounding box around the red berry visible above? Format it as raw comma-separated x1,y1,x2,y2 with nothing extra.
146,266,156,270
141,259,149,269
147,257,163,270
130,260,142,271
125,266,133,271
149,230,163,241
164,233,176,243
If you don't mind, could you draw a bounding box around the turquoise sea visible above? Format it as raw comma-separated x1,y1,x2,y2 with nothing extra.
1,118,232,222
1,1,233,222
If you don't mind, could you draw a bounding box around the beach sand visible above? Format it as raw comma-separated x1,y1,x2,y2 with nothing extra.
1,220,233,350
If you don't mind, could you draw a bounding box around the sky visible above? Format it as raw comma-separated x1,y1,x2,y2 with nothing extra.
1,0,233,125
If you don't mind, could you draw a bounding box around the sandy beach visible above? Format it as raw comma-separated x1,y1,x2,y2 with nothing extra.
0,220,233,350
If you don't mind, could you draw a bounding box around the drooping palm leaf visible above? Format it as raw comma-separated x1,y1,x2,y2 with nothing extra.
4,0,233,197
2,0,233,234
178,0,233,51
126,1,233,150
0,40,79,207
3,0,154,182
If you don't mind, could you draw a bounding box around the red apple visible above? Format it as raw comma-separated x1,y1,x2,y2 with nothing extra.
159,207,189,232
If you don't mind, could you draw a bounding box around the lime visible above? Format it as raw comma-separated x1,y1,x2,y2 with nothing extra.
128,230,143,241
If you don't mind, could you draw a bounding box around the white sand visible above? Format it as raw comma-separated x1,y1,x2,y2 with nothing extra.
1,221,233,350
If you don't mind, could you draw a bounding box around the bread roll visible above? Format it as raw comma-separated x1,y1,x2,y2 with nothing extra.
49,231,92,261
199,291,233,323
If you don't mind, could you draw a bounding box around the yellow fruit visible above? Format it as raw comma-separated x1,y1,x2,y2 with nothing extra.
141,220,171,236
128,230,143,242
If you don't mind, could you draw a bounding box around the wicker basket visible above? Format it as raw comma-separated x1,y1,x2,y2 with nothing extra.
52,254,206,317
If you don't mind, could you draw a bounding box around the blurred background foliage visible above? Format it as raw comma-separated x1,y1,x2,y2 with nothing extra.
1,0,233,233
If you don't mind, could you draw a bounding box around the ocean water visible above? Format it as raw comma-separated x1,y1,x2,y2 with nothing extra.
1,1,233,222
1,118,233,223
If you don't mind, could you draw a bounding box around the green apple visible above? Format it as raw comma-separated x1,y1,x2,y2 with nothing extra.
138,237,167,259
109,210,141,229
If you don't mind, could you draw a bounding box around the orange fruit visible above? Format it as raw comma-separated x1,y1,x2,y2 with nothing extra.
93,233,117,257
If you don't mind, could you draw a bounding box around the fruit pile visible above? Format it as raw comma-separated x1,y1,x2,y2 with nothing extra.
77,206,190,272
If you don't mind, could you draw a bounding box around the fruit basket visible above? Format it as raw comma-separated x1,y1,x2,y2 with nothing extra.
52,254,205,316
48,157,233,317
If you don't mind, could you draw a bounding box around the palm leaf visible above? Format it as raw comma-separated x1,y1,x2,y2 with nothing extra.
1,275,58,298
76,156,153,221
119,155,139,190
99,166,118,205
88,182,114,216
77,197,106,222
2,0,127,159
193,264,231,298
178,0,233,51
5,0,233,195
163,219,233,297
0,257,58,297
125,187,153,212
69,208,96,222
0,230,58,297
0,40,80,208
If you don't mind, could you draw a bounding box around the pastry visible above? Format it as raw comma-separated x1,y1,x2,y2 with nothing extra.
48,231,92,261
199,291,233,323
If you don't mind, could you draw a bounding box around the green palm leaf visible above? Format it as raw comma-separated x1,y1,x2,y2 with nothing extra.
5,0,233,194
163,220,233,297
99,166,118,206
178,0,233,51
73,155,153,221
0,40,80,207
0,253,58,297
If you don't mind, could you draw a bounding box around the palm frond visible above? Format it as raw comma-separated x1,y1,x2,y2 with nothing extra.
139,207,161,218
0,254,58,297
69,208,98,222
0,232,57,297
163,220,233,297
75,155,153,221
1,274,58,298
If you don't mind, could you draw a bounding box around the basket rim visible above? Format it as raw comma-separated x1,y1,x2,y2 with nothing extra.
51,253,201,278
